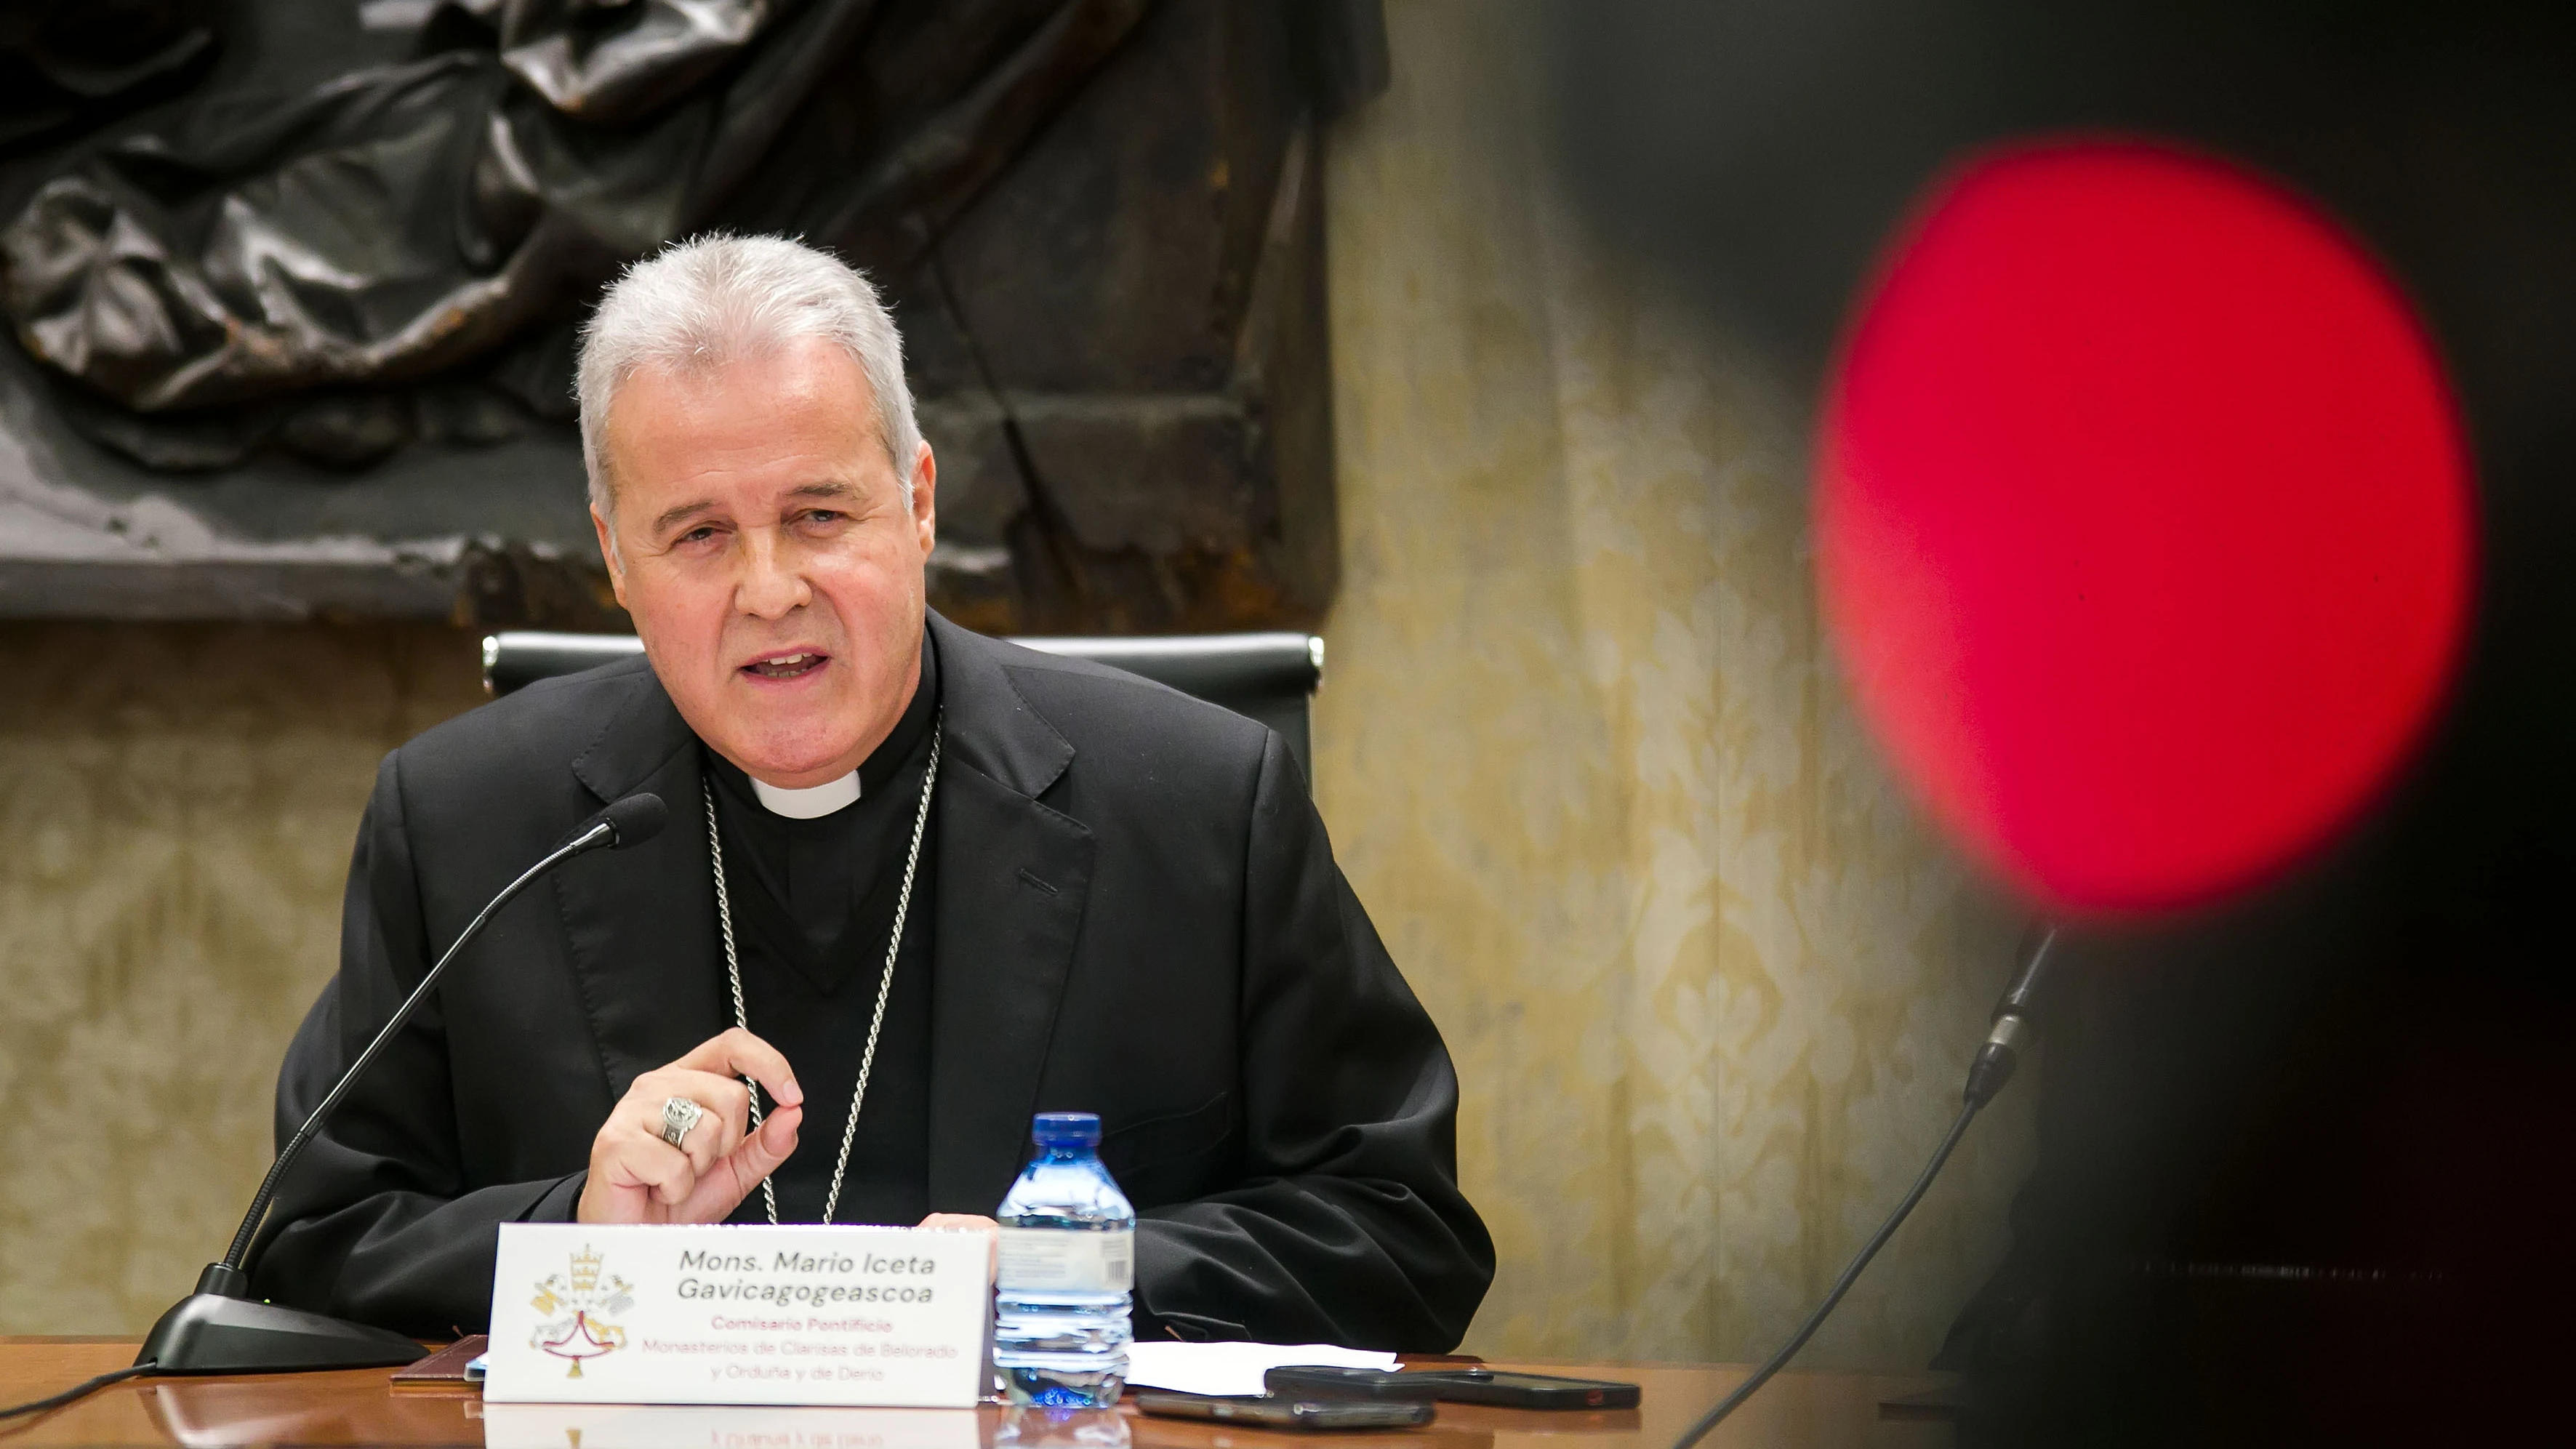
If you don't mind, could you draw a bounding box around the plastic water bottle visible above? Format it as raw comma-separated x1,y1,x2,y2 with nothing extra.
993,1112,1135,1406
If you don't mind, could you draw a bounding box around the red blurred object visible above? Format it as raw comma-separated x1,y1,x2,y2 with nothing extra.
1816,139,2476,914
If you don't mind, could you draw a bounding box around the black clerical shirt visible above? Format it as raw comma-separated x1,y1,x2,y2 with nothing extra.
702,633,941,1226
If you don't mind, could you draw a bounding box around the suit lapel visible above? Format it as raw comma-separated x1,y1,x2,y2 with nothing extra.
925,615,1096,1213
557,666,730,1096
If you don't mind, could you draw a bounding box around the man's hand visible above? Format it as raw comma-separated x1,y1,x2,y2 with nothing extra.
918,1213,999,1275
579,1027,804,1224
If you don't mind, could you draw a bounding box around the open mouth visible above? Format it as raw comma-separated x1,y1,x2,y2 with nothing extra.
742,651,828,681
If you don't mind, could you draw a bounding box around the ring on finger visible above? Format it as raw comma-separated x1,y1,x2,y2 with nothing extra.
658,1095,706,1149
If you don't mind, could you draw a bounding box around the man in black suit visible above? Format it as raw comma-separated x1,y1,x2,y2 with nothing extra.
252,235,1492,1349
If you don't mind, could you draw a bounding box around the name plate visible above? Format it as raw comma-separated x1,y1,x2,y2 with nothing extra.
484,1223,993,1407
481,1404,987,1449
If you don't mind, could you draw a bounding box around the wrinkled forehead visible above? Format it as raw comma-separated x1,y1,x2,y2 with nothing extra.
598,341,889,497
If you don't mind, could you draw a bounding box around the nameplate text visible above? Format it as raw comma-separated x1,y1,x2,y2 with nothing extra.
484,1223,992,1407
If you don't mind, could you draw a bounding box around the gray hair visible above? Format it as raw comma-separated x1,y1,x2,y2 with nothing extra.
576,233,921,530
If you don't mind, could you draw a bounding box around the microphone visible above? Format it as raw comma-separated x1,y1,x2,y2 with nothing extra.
1669,923,2063,1448
132,793,668,1376
593,792,670,851
1964,926,2058,1107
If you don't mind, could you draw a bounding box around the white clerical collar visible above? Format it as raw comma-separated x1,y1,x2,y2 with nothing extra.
750,771,861,819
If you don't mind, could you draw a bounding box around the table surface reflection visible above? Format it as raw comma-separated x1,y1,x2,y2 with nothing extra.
0,1338,1954,1448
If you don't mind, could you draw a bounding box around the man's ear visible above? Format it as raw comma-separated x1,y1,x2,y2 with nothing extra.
590,504,631,609
909,441,938,558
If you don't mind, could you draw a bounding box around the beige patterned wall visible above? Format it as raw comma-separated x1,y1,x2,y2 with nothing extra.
1311,0,2036,1367
0,0,2034,1365
0,623,486,1333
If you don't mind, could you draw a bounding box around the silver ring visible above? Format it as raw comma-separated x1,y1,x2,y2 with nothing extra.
658,1096,705,1149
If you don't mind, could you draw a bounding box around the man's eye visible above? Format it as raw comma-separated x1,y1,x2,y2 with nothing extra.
803,510,845,526
677,526,719,545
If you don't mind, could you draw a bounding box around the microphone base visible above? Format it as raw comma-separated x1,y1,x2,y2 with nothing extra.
135,1269,423,1373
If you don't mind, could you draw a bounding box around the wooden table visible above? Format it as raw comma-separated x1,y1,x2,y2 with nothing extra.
0,1338,1956,1448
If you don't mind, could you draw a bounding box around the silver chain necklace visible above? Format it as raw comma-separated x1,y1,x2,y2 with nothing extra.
703,715,942,1225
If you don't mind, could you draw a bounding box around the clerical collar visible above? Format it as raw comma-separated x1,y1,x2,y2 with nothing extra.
735,629,941,819
753,774,860,819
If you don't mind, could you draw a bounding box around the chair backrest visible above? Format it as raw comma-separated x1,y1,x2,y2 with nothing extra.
482,630,1325,787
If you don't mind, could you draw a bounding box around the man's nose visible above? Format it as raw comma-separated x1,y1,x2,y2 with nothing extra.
735,531,811,619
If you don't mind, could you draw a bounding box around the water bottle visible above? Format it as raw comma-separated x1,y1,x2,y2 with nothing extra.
992,1112,1135,1406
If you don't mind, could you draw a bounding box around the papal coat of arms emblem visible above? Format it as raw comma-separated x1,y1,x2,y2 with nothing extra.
529,1245,633,1377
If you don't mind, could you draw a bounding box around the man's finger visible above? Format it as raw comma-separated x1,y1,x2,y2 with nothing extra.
726,1104,801,1192
621,1072,742,1176
665,1070,751,1168
603,1132,697,1207
675,1027,803,1109
685,1103,801,1221
578,1173,654,1225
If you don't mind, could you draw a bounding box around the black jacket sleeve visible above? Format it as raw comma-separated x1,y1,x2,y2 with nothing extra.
1131,732,1495,1350
249,752,582,1334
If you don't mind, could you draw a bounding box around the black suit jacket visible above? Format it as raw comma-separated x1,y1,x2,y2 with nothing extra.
252,614,1492,1349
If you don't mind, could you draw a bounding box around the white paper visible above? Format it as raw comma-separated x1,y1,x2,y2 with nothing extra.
1122,1341,1400,1398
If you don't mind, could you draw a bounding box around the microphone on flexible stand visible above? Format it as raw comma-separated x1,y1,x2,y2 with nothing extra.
1669,926,2062,1448
131,793,670,1376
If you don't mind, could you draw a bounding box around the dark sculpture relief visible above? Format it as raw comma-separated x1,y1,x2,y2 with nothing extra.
1,1,221,154
0,0,1382,633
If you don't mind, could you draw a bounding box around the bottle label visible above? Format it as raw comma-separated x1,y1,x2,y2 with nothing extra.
996,1227,1133,1292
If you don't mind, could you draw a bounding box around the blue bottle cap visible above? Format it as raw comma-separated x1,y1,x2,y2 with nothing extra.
1032,1112,1102,1148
